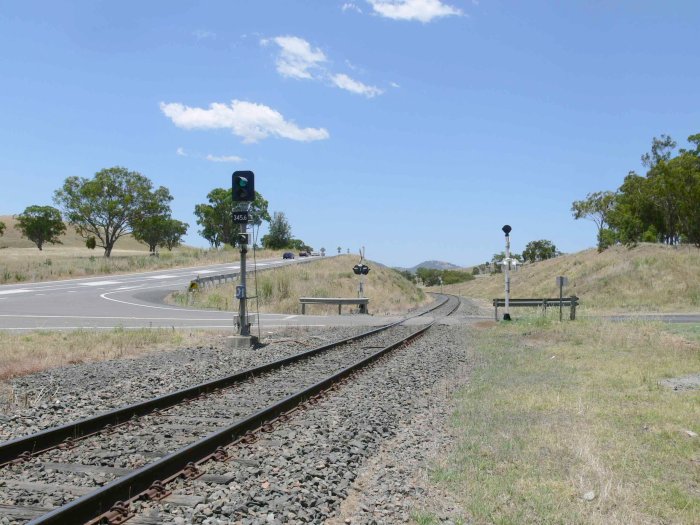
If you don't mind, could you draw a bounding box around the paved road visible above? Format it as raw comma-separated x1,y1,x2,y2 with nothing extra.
0,257,396,331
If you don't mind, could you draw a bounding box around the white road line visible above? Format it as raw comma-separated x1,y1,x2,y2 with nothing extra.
2,324,328,331
0,314,234,320
145,275,178,279
284,315,298,319
79,281,121,286
0,289,31,295
99,291,231,313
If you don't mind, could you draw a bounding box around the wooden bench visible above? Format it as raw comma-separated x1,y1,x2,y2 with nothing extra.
493,296,579,320
299,297,369,315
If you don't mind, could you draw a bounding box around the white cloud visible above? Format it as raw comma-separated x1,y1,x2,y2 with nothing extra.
176,147,187,156
206,154,244,163
160,100,329,143
342,2,363,13
193,29,216,40
390,81,401,88
262,34,384,98
331,74,384,98
367,0,462,22
263,36,327,79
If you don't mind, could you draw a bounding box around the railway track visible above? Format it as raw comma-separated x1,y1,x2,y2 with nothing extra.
0,294,461,525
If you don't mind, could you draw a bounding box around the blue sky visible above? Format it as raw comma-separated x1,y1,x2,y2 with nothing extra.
1,1,698,267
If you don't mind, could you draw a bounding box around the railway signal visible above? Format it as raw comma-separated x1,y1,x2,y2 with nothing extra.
231,170,256,347
232,170,255,202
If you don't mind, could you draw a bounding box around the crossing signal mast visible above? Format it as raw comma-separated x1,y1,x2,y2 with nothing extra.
502,224,512,321
352,247,370,313
232,171,256,346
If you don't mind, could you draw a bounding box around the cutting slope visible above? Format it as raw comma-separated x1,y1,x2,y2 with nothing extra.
172,255,431,315
442,243,700,312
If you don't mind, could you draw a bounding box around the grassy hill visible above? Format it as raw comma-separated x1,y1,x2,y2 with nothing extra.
0,215,146,250
441,243,700,313
172,255,430,315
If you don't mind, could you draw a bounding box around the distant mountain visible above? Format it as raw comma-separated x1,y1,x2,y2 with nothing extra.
406,260,463,272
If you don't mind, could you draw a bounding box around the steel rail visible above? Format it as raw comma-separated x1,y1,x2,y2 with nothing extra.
0,295,451,466
27,322,439,525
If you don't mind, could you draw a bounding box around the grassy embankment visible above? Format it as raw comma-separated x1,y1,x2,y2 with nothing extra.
416,318,700,525
0,215,283,283
170,254,430,316
441,243,700,313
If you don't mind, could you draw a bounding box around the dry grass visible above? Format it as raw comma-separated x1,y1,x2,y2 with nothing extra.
0,328,213,381
0,245,282,284
441,244,700,313
170,255,430,315
428,316,700,524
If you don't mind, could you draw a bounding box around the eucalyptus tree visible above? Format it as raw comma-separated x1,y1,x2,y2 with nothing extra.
54,166,173,257
14,205,66,250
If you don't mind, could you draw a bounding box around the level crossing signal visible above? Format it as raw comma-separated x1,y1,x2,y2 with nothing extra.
353,264,370,275
236,232,250,245
232,171,255,202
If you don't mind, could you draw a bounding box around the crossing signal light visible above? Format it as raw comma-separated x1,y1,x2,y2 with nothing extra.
237,233,250,245
232,170,255,202
353,264,370,275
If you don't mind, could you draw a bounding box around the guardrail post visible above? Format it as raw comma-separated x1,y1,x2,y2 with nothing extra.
570,295,578,320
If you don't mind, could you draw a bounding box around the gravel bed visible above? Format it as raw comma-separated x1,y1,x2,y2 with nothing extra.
0,323,430,516
0,296,464,524
0,326,371,441
131,322,470,524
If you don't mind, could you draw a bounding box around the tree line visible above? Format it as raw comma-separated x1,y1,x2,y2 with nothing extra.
572,133,700,250
0,166,311,257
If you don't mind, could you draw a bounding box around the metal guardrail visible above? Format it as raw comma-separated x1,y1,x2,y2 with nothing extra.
299,297,370,315
189,272,238,291
492,296,579,320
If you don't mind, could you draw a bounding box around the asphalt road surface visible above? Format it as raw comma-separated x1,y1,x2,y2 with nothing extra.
0,257,396,331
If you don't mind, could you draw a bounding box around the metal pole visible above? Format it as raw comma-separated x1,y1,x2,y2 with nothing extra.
504,233,511,321
238,223,250,336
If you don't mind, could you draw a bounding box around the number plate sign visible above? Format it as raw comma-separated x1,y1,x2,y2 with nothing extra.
232,211,249,224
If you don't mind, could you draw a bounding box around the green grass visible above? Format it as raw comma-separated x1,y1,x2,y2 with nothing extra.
431,318,700,524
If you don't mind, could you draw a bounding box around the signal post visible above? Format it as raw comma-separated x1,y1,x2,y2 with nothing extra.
230,170,258,348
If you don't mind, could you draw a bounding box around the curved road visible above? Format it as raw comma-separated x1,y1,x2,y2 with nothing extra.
0,257,397,331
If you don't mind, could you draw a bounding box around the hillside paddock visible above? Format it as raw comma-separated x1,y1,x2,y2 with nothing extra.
0,215,284,283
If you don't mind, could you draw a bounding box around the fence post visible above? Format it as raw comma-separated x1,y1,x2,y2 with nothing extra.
570,295,578,320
